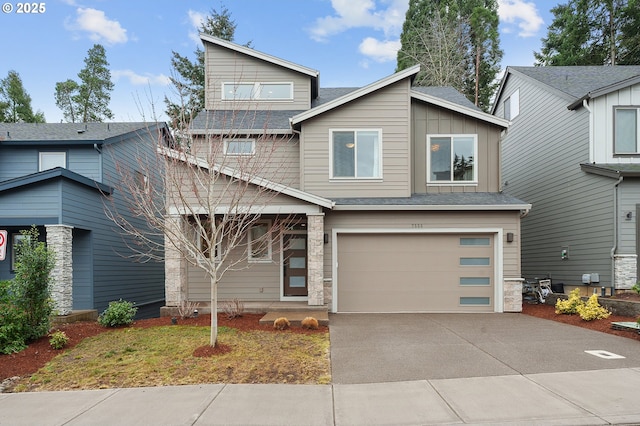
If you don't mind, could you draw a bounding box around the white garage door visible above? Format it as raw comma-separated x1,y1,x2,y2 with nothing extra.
336,233,495,313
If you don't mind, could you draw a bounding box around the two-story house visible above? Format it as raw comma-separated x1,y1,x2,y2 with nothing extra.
493,66,640,295
0,122,170,318
163,34,530,314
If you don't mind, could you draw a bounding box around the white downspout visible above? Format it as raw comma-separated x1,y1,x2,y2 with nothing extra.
583,99,594,163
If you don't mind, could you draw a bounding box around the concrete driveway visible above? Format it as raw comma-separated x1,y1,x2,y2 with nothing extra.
329,313,640,384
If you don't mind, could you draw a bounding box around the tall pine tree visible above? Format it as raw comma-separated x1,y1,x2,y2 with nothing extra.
54,44,114,123
0,70,45,123
535,0,640,66
397,0,502,111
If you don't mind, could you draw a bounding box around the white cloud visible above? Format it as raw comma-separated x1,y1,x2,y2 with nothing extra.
498,0,544,38
359,37,400,63
187,9,206,44
309,0,408,42
66,8,128,45
112,70,171,86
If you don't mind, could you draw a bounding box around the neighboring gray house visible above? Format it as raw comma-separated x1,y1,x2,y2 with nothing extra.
163,35,530,315
492,66,640,294
0,122,171,317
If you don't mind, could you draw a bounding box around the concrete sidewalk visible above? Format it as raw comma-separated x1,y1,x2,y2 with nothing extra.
1,368,640,425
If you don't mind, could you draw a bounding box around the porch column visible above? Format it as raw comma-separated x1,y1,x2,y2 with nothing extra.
45,224,73,315
306,212,325,306
165,215,187,306
503,277,523,313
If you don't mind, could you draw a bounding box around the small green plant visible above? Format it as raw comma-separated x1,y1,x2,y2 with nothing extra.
576,294,611,321
555,288,583,315
98,299,138,327
49,330,69,349
632,283,640,295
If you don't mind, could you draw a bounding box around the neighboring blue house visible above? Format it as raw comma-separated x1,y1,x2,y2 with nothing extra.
0,122,170,318
493,66,640,295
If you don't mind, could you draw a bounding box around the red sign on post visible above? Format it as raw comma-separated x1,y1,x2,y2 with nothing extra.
0,230,6,261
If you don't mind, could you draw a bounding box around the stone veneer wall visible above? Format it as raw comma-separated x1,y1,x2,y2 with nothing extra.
503,278,523,312
45,225,74,315
306,213,324,306
164,216,187,307
614,255,637,290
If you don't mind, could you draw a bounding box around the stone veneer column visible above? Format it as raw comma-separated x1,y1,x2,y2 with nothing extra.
614,254,637,290
306,213,325,306
45,224,74,315
503,277,523,312
164,215,187,306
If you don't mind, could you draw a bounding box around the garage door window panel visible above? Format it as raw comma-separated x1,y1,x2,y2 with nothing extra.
428,135,477,183
460,257,490,266
460,237,490,246
459,277,491,286
460,297,491,305
331,130,381,179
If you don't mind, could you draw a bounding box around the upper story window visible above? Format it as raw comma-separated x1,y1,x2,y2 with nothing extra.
331,129,382,179
39,152,66,171
222,82,293,101
614,107,640,154
224,139,255,156
427,135,477,184
503,89,520,120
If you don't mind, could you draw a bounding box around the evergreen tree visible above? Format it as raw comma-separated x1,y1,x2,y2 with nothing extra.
165,6,249,128
54,44,114,123
397,0,502,111
0,70,45,123
535,0,639,66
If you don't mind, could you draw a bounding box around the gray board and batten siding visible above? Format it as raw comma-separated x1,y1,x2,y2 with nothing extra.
496,70,614,286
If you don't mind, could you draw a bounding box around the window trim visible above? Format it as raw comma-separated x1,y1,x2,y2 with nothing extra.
426,134,478,185
504,89,519,120
329,128,383,180
39,151,66,171
613,106,640,155
221,82,293,101
248,220,272,263
224,138,256,156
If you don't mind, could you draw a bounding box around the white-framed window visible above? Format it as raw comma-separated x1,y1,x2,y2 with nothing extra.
224,139,256,156
39,152,66,171
427,134,477,184
11,233,28,271
503,89,520,120
330,129,382,179
222,82,293,101
248,221,272,262
614,107,640,154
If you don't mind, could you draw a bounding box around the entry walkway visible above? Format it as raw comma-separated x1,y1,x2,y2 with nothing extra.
1,368,640,425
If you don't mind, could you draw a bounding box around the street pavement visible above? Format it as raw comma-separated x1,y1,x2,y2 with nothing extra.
1,313,640,425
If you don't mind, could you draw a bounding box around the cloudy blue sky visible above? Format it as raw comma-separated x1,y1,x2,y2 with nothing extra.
0,0,554,123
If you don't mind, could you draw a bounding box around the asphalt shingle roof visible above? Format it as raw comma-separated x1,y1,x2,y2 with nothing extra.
0,122,159,143
190,110,305,133
333,192,528,207
412,86,480,111
511,66,640,99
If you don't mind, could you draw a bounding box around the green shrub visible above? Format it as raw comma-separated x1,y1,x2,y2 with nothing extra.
632,283,640,295
0,280,27,354
555,288,583,315
576,294,611,321
12,227,54,341
98,299,138,327
49,330,69,349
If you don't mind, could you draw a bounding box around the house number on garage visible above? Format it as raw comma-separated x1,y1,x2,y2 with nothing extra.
411,224,423,228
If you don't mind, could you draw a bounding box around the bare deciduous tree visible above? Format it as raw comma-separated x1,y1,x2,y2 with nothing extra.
105,107,299,347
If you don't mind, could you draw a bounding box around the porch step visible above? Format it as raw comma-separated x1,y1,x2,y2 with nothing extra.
259,311,329,327
51,310,98,325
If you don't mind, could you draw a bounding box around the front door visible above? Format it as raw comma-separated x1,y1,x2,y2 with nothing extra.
283,234,308,297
